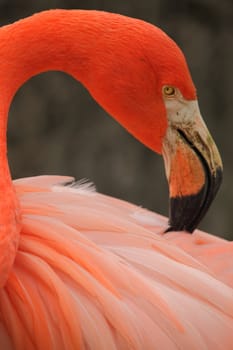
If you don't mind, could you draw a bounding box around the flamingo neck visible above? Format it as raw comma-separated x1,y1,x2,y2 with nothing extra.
0,10,101,196
0,10,174,156
0,10,102,286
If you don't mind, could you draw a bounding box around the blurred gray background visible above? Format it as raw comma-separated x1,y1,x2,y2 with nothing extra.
0,0,232,239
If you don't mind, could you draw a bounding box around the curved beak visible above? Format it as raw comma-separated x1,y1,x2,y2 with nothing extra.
162,100,223,233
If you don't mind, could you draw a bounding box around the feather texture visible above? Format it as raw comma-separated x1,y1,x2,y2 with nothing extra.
0,176,232,349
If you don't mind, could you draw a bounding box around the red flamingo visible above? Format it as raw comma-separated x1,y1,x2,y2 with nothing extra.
0,10,232,350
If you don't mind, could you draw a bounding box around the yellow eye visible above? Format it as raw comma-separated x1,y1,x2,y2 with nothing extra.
163,86,176,97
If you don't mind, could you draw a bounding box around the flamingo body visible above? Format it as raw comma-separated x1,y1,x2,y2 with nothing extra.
0,10,232,349
0,176,232,349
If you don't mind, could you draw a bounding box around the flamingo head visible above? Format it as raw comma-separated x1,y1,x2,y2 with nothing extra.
76,12,223,232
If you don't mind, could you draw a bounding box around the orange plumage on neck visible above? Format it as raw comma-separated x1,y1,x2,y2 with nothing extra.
0,10,195,153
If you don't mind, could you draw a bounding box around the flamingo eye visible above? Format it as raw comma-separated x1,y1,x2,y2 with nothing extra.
163,86,176,97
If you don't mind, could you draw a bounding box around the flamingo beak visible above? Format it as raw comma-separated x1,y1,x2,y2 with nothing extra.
162,99,223,233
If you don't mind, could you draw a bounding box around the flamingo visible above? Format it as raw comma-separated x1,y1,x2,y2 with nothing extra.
0,9,232,350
